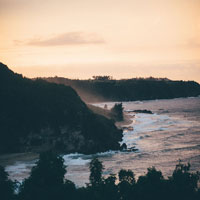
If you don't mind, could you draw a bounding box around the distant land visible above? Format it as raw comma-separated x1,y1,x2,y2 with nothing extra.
42,76,200,103
0,63,122,154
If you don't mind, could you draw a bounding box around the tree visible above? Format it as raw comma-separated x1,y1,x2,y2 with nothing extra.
102,174,119,200
118,169,135,200
137,167,165,200
0,165,16,200
92,76,112,81
169,161,200,200
111,103,124,121
118,169,135,185
89,158,104,187
18,151,70,200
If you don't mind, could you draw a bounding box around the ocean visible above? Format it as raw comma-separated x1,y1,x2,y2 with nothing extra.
5,97,200,186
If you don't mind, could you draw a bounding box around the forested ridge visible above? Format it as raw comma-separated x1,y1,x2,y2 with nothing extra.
43,76,200,102
0,63,122,154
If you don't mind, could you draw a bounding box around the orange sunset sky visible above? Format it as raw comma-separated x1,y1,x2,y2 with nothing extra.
0,0,200,82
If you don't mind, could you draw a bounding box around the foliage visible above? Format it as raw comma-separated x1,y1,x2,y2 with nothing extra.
18,151,76,200
89,158,104,186
111,103,124,121
1,156,200,200
118,169,135,185
136,167,165,200
169,161,200,200
0,62,122,154
44,76,200,103
0,166,16,200
118,169,135,200
92,76,113,81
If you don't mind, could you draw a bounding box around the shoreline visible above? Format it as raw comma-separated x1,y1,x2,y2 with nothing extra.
0,112,133,168
115,113,133,128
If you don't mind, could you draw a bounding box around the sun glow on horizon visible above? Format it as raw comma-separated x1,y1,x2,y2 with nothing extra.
0,0,200,82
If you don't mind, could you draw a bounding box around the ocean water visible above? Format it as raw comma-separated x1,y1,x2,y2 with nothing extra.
5,97,200,186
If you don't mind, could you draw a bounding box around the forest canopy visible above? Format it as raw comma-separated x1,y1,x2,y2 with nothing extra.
1,152,200,200
43,76,200,102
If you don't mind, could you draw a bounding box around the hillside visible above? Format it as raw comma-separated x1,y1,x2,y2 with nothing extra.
0,63,122,154
43,76,200,102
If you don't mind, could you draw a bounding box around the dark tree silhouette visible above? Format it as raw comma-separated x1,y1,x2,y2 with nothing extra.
169,161,200,200
0,166,16,200
0,62,123,154
100,174,119,200
44,76,200,103
118,169,135,185
136,167,166,200
89,158,104,187
111,103,124,121
92,76,112,81
118,169,135,200
18,151,76,200
1,157,199,200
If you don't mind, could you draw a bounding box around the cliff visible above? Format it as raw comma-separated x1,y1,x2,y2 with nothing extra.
0,63,122,154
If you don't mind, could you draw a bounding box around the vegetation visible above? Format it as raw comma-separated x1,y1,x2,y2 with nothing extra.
89,158,104,186
88,103,124,122
1,152,199,200
43,76,200,102
0,166,16,200
111,103,124,121
0,62,122,154
18,152,76,200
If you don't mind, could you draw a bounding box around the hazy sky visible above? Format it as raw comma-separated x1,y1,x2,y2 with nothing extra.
0,0,200,82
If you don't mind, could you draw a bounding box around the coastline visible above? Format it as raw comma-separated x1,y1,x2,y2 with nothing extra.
115,113,133,128
1,98,200,189
0,112,132,168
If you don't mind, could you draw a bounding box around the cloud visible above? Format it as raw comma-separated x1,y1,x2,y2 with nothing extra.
15,32,105,46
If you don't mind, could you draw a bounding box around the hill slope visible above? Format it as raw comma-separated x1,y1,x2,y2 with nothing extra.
43,76,200,102
0,63,122,154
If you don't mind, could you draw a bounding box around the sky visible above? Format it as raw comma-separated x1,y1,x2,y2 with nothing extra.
0,0,200,82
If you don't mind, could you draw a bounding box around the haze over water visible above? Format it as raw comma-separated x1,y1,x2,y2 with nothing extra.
6,97,200,186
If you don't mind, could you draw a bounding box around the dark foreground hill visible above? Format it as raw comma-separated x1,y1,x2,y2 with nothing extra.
0,63,122,154
43,76,200,102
